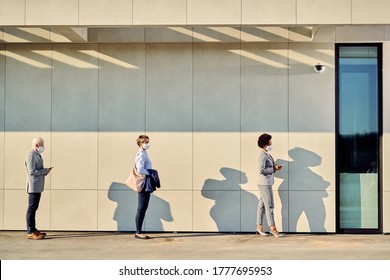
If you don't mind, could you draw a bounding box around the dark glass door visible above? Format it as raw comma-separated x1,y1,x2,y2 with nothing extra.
336,44,382,233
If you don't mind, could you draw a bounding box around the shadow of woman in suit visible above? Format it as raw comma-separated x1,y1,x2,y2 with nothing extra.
201,167,257,232
275,147,330,232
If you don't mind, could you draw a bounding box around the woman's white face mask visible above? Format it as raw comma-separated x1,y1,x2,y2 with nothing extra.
142,143,150,150
266,145,273,152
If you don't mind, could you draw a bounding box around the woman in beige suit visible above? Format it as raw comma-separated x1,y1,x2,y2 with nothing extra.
256,133,283,238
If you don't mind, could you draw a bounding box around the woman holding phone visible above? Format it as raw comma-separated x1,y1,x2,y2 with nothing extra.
256,133,283,238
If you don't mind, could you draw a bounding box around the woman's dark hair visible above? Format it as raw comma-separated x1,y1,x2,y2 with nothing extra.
258,133,272,148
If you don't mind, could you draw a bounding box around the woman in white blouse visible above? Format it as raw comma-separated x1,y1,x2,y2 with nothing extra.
134,135,152,239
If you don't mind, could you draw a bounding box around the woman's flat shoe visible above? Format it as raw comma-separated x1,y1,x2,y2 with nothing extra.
135,234,150,240
256,229,269,236
270,230,283,238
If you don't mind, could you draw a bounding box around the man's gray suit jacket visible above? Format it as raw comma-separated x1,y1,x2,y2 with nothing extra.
25,150,48,193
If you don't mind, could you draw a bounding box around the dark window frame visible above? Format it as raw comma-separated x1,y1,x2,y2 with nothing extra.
335,43,383,234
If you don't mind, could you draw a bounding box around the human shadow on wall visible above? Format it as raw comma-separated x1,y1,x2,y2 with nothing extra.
201,167,258,232
108,182,173,232
275,147,330,232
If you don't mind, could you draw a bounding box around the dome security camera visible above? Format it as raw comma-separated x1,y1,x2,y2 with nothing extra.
314,63,325,73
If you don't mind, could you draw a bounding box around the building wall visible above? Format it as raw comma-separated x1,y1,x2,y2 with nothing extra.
0,41,338,232
2,0,390,26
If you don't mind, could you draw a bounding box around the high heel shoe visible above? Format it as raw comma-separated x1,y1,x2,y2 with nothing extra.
270,230,283,238
256,229,269,236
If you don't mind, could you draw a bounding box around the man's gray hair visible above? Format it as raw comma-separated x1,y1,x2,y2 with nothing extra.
32,137,44,148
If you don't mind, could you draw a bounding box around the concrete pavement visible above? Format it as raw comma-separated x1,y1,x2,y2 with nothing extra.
1,231,390,260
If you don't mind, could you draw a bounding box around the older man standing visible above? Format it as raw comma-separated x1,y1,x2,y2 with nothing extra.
25,137,53,240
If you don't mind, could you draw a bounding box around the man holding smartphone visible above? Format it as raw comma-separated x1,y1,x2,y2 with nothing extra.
25,137,53,240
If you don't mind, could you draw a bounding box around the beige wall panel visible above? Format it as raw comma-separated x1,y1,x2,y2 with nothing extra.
187,0,241,25
288,42,335,195
98,45,145,188
145,28,192,43
242,0,296,25
193,133,240,192
384,43,390,192
336,26,385,42
5,44,51,132
352,0,390,24
4,133,51,190
145,191,190,232
147,133,192,190
193,190,240,232
193,44,240,191
99,185,138,231
0,133,3,191
145,44,192,189
134,0,186,25
0,0,25,25
0,44,4,191
51,190,97,230
241,27,289,42
52,44,98,132
80,0,132,25
193,27,240,43
51,44,98,190
146,44,192,132
241,43,288,132
288,43,335,133
98,133,141,190
4,190,51,230
297,0,351,25
193,43,240,131
3,28,51,43
241,133,289,192
289,190,335,232
288,133,335,194
239,133,258,190
383,191,390,233
26,0,79,25
0,190,3,229
3,190,27,230
97,28,145,43
98,44,145,132
51,133,97,190
384,133,390,192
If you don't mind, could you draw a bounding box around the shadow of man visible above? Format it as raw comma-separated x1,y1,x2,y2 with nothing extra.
201,167,257,232
275,147,330,232
108,182,173,232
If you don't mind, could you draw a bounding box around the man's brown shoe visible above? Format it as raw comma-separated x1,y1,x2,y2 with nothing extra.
35,231,46,236
27,232,44,240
